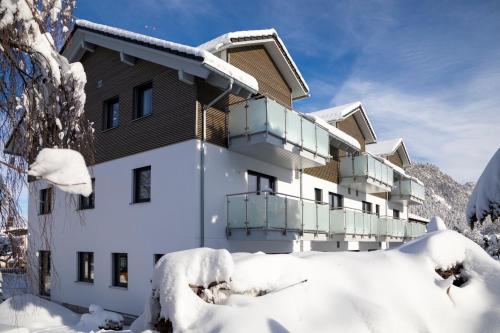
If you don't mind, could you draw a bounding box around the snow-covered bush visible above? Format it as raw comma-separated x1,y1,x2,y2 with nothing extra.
134,229,500,333
467,149,500,226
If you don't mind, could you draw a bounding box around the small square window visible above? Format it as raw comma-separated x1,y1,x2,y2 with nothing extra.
328,192,343,210
103,97,119,130
77,252,94,283
79,179,95,210
112,253,128,288
39,188,52,215
393,209,400,219
135,82,153,118
133,166,151,203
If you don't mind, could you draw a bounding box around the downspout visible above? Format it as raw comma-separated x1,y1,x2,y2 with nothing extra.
200,78,234,248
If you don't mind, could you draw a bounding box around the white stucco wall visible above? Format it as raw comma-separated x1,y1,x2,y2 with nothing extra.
27,139,408,315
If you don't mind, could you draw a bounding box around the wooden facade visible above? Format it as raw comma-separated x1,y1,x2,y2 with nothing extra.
81,47,197,164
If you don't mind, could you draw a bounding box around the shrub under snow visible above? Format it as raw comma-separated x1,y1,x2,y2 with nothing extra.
135,222,500,333
467,149,500,225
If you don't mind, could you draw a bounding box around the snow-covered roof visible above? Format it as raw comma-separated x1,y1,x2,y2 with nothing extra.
366,138,411,167
302,113,361,152
309,102,377,144
199,29,309,100
66,20,259,94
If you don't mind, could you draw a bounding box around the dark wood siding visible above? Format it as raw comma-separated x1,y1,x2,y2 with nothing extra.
81,47,197,164
337,115,366,152
195,80,229,147
304,159,340,183
228,45,292,108
388,152,404,168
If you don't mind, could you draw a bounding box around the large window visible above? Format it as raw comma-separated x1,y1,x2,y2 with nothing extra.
103,97,120,130
112,253,128,288
39,188,52,215
362,201,372,214
78,252,94,283
134,82,153,118
79,179,95,210
393,209,400,219
328,192,343,209
247,171,275,194
133,166,151,203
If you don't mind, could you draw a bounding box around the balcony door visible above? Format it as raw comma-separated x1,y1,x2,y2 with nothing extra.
39,251,51,297
248,171,275,194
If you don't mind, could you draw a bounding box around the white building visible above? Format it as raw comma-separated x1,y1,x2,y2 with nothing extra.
18,20,427,316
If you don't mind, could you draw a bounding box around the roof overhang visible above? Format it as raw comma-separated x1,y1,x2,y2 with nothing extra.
199,30,309,100
366,138,411,167
62,22,259,97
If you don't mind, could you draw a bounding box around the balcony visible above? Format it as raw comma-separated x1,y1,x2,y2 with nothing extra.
340,153,394,193
329,208,379,238
390,179,425,205
405,222,427,238
226,191,330,235
228,97,330,170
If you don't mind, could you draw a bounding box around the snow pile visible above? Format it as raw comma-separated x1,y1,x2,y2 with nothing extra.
467,149,500,224
135,225,500,332
427,216,447,232
143,248,233,330
76,304,124,330
366,138,404,157
0,294,80,331
28,148,92,196
309,101,362,122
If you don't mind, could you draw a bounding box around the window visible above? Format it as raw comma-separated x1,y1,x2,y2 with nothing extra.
39,188,52,215
154,254,164,265
362,201,372,214
134,82,153,118
314,188,323,203
329,144,340,161
393,209,400,219
112,253,128,288
328,192,343,209
103,97,119,130
79,179,95,210
247,171,275,194
77,252,94,283
39,251,51,296
133,166,151,203
375,204,380,217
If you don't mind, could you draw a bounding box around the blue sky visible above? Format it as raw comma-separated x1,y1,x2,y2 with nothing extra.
74,0,500,182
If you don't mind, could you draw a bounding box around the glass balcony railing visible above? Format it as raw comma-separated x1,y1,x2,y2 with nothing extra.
405,222,427,238
228,97,330,158
226,191,330,234
378,217,406,238
329,208,379,237
392,179,425,202
340,153,394,188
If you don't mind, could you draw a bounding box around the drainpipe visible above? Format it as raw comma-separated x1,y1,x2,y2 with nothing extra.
200,78,234,248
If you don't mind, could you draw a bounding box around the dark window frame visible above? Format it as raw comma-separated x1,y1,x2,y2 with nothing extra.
375,204,380,217
103,96,120,130
39,250,51,296
247,170,276,194
314,188,323,203
112,253,128,288
134,81,153,119
362,201,372,214
393,209,400,219
328,192,344,210
77,252,94,283
39,188,52,215
133,166,151,203
79,179,95,210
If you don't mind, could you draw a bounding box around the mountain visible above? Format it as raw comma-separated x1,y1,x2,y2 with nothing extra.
406,163,499,245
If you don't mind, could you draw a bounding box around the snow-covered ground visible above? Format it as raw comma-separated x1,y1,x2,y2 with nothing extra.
1,225,499,333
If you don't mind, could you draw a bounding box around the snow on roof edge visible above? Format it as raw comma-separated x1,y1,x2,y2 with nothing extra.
73,20,259,92
199,29,309,96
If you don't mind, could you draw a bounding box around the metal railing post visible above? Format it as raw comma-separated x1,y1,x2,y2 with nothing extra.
245,193,249,235
284,196,288,235
265,193,269,231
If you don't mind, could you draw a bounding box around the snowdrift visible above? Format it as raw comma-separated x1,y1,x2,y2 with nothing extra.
136,229,500,333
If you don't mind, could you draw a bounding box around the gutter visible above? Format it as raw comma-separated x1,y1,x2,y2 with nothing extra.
200,78,234,248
